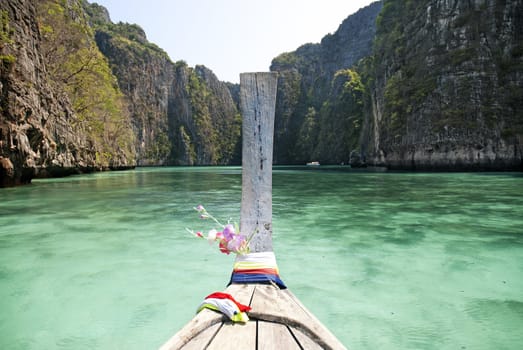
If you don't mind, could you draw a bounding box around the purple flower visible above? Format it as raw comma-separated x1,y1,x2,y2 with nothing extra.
222,224,235,241
187,205,252,255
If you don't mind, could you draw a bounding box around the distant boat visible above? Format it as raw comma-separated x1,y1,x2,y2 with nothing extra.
306,161,320,166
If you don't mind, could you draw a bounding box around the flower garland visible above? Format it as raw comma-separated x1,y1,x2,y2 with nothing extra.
186,205,254,255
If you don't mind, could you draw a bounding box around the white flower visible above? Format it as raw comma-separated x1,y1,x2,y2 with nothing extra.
207,229,218,243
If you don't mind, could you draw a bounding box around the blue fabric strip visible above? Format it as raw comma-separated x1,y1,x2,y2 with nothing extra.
229,273,287,289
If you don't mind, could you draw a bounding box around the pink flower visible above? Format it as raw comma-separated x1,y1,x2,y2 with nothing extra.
187,205,252,256
227,235,246,252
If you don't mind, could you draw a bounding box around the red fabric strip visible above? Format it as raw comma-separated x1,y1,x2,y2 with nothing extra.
204,292,251,312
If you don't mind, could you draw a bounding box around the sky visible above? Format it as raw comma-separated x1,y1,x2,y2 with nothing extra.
91,0,376,83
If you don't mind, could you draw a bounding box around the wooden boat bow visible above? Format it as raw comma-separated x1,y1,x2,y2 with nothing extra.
160,72,347,350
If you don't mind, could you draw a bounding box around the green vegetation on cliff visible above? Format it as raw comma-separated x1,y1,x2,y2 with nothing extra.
365,0,523,169
374,0,438,143
0,10,15,69
5,0,518,182
270,1,521,170
187,69,217,163
84,2,241,166
313,69,366,163
373,0,522,145
90,17,173,165
37,0,135,167
271,60,367,164
270,2,382,165
0,10,11,44
170,62,241,165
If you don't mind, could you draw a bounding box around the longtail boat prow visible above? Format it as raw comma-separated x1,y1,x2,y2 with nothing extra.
160,72,347,350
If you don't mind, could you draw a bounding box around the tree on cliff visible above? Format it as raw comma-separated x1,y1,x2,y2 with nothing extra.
37,0,135,167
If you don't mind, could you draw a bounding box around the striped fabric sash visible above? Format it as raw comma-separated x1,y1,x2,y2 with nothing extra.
229,252,286,289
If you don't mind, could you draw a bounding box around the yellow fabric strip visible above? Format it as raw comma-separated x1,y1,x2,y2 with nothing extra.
233,261,279,271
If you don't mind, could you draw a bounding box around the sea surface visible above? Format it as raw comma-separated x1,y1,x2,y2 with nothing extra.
0,167,522,349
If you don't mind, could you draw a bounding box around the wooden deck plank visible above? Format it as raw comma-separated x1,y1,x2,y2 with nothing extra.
249,284,347,350
289,326,325,350
159,284,347,349
180,322,222,350
206,321,257,350
257,321,301,350
224,283,256,307
249,284,285,314
283,288,347,349
159,309,224,350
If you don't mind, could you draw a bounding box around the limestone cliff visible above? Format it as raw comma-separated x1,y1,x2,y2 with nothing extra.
168,62,241,165
93,22,174,165
270,0,522,170
367,0,523,170
0,0,241,186
270,1,383,164
88,4,241,166
0,0,134,187
3,0,521,187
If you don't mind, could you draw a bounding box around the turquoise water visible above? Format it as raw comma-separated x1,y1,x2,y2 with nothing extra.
1,167,522,349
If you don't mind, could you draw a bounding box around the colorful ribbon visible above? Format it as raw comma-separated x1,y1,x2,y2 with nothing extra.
229,251,287,289
197,292,251,323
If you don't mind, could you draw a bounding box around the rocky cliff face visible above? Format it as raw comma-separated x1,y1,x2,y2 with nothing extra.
89,5,241,166
94,24,174,165
0,0,112,187
2,0,521,187
168,63,241,165
270,0,522,170
270,1,383,164
367,0,523,170
0,0,241,186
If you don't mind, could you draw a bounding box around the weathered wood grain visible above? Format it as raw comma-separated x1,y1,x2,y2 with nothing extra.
159,309,224,350
224,283,256,306
179,323,221,350
239,72,278,253
206,321,257,350
159,283,347,350
257,321,301,350
289,326,325,350
249,284,347,350
283,287,347,348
